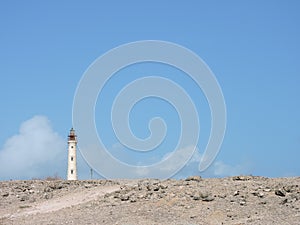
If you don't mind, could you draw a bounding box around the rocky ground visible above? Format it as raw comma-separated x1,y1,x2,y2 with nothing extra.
0,176,299,224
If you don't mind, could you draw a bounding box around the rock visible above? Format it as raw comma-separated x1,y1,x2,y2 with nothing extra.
233,191,240,196
239,200,246,206
159,184,168,189
185,176,201,182
291,193,300,201
137,194,145,199
283,185,298,193
193,195,201,201
218,194,227,198
20,195,29,201
55,183,64,189
44,193,53,199
84,184,92,188
120,194,130,201
252,192,264,198
202,195,214,202
2,192,9,197
232,176,252,181
153,186,160,191
44,186,52,192
192,192,214,201
130,197,137,203
275,189,285,197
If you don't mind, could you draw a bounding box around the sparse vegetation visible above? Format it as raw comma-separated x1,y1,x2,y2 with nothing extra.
31,173,62,181
44,173,62,181
19,205,31,209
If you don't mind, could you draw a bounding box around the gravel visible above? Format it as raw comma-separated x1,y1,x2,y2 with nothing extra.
0,176,299,224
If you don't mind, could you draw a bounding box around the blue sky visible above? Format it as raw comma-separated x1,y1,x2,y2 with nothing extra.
0,1,299,180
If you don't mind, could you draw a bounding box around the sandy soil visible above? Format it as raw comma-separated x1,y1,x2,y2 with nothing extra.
0,176,299,224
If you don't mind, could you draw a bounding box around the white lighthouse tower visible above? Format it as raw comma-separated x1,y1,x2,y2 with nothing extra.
67,128,77,180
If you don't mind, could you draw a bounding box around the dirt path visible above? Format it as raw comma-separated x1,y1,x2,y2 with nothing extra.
10,185,120,218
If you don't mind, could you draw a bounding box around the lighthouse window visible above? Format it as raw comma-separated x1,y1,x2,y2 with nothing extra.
71,146,74,148
71,156,73,161
71,169,73,174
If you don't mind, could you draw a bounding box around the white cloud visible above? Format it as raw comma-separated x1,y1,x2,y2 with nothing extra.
120,144,250,179
100,143,250,179
160,145,199,172
85,143,251,179
0,116,66,180
172,147,251,179
212,161,246,177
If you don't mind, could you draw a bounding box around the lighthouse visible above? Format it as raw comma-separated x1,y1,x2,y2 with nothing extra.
67,128,77,180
